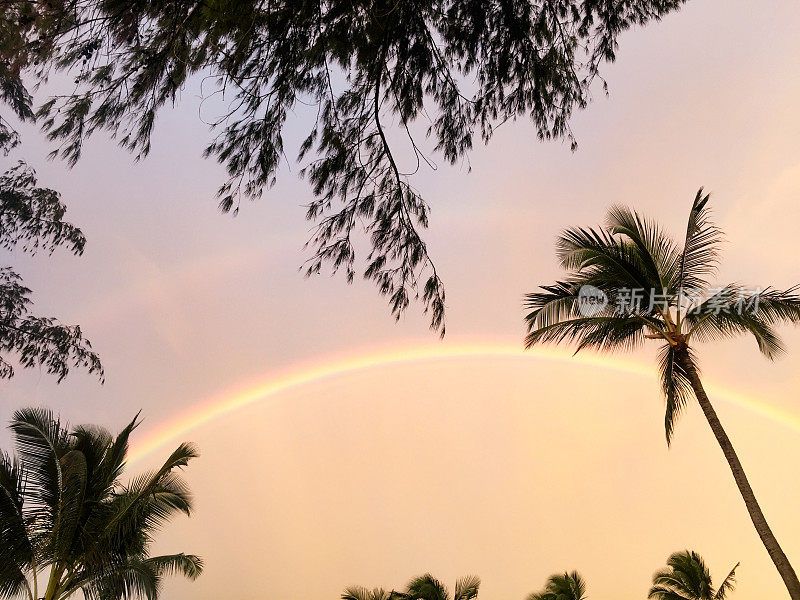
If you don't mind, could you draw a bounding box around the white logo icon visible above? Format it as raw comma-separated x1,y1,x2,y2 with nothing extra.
577,285,608,316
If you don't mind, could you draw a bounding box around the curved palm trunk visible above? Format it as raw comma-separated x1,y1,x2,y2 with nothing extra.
676,350,800,600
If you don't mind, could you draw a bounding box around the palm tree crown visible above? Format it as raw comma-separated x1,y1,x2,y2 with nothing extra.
524,189,800,442
343,574,480,600
523,190,800,599
0,408,202,600
527,571,587,600
649,550,738,600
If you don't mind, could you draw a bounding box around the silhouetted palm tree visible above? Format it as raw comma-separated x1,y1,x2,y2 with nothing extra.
523,190,800,598
0,408,202,600
527,571,587,600
649,551,738,600
405,574,480,600
343,574,480,600
342,587,403,600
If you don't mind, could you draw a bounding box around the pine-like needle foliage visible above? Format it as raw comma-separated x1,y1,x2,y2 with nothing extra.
0,162,103,381
0,18,102,381
2,0,687,333
0,408,202,600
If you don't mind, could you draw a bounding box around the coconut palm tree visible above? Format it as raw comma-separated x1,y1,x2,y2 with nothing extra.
0,408,202,600
649,551,738,600
344,574,480,600
342,587,405,600
405,574,480,600
523,190,800,599
526,571,587,600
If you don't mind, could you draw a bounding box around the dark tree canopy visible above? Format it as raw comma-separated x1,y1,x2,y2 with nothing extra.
3,0,686,333
1,3,103,382
0,163,103,381
0,408,202,600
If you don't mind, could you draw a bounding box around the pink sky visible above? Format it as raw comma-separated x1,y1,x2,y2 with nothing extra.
2,1,800,598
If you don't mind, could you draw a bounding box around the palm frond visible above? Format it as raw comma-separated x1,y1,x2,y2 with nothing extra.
528,571,586,600
103,470,194,559
0,453,32,599
0,452,32,564
650,551,715,600
685,285,796,359
97,414,141,496
555,572,586,600
573,314,650,353
406,574,449,600
556,225,617,270
713,563,738,600
343,587,378,600
647,584,694,600
51,449,88,561
102,442,198,540
80,558,160,600
155,442,198,474
0,562,29,600
606,205,679,292
9,408,71,542
70,425,113,499
748,286,800,322
346,587,403,600
143,553,203,580
524,280,582,331
674,189,723,295
525,315,648,353
657,345,696,445
453,576,479,600
556,225,660,292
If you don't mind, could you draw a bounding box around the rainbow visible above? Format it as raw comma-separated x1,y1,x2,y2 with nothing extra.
128,341,800,463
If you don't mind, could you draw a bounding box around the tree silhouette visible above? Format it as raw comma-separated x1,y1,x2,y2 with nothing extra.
0,20,102,382
0,161,102,381
343,573,480,600
527,571,587,600
0,408,201,600
2,0,686,333
524,190,800,598
649,551,738,600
